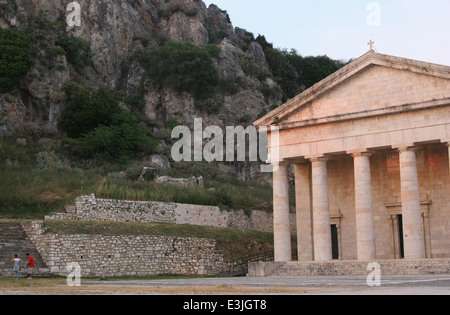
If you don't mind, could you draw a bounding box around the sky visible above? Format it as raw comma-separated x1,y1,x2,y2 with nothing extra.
203,0,450,66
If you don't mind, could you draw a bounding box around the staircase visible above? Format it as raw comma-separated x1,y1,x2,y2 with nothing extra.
221,251,275,277
221,249,299,277
0,222,48,277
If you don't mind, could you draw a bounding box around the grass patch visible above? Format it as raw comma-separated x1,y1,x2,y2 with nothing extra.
0,167,101,219
0,274,205,291
0,166,273,219
44,220,274,262
93,178,273,214
0,137,275,219
0,276,67,289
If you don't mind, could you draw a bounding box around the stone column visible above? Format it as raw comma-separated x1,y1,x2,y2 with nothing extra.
294,163,314,261
398,146,425,259
352,152,377,260
310,157,332,261
273,164,292,262
445,143,450,174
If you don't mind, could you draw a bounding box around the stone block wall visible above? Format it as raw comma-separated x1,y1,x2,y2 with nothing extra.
249,259,450,277
54,195,177,223
46,194,284,234
22,221,229,277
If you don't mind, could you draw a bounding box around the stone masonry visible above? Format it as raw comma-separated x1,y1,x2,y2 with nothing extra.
46,194,296,234
249,259,450,277
254,52,450,266
19,195,286,278
22,221,229,277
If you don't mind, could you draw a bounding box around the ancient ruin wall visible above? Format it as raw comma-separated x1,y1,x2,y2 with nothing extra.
22,221,229,277
46,194,287,234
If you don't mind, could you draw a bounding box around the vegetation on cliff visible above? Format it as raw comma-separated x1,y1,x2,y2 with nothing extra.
0,0,343,219
59,84,156,164
0,29,32,93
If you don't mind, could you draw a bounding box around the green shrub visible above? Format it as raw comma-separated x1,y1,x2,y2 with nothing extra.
291,55,347,89
256,35,346,100
55,34,90,70
36,151,71,172
239,115,251,124
59,85,156,164
124,95,145,112
165,118,180,130
207,26,227,45
194,95,224,114
137,42,219,98
59,85,122,138
202,44,221,59
220,76,244,95
80,112,155,164
48,46,66,57
263,46,299,101
237,51,271,81
0,29,32,93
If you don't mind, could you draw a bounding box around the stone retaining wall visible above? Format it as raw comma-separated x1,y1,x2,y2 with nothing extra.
22,221,229,277
46,195,294,234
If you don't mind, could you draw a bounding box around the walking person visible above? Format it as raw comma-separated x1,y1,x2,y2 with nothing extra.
11,254,21,280
26,253,35,280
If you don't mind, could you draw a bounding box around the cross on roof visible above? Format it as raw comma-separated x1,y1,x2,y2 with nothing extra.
368,40,375,52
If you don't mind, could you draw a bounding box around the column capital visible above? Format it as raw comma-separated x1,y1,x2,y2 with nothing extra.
349,151,373,159
397,147,418,153
307,155,328,163
392,144,417,152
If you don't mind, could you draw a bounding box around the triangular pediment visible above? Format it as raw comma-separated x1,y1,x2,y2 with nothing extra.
254,53,450,129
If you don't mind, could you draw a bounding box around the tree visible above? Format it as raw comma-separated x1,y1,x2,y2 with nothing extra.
0,29,32,93
256,35,347,100
293,55,347,89
264,47,299,101
59,86,122,138
81,112,154,164
59,85,155,163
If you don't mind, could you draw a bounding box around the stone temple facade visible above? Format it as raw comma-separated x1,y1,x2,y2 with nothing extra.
254,51,450,266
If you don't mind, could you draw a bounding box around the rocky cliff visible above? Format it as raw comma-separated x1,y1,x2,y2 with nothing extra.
0,0,281,135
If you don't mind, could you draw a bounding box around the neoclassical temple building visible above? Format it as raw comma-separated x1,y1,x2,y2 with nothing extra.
254,51,450,266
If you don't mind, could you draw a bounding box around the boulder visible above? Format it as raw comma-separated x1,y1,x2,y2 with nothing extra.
155,175,204,188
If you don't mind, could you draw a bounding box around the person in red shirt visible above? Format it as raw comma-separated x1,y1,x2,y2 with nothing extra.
26,253,35,280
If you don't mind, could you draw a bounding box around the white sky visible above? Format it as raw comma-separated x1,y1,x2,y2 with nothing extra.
203,0,450,66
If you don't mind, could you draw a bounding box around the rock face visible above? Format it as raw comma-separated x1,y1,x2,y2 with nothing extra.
1,0,280,128
0,0,279,181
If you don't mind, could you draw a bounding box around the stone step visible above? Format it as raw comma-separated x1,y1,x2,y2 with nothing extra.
0,222,49,277
249,259,450,277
